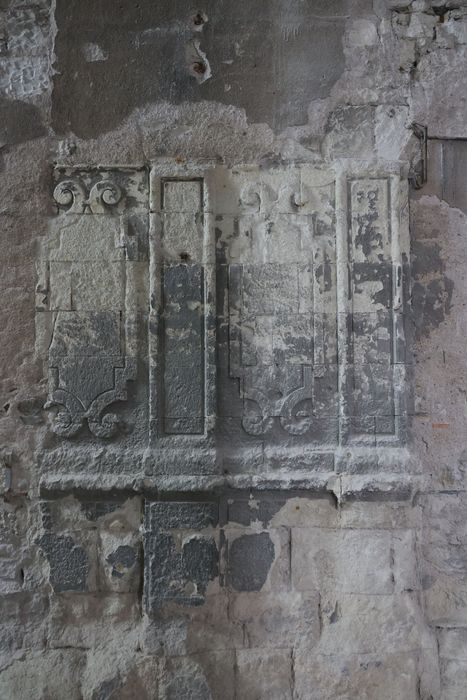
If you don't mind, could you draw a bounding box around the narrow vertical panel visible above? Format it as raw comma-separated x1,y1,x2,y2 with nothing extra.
344,175,403,446
163,263,204,434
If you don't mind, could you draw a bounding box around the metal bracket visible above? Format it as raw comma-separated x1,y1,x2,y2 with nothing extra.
409,123,428,189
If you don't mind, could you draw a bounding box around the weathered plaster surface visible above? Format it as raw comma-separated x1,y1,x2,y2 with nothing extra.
1,0,467,698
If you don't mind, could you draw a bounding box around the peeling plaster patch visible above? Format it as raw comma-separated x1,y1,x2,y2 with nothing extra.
82,42,108,63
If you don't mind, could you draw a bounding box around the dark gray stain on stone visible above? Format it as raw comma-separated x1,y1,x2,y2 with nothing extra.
144,531,218,610
37,532,88,592
227,532,275,592
144,501,219,611
106,545,137,578
145,501,218,530
182,535,219,590
52,0,347,137
411,240,454,338
0,98,47,147
227,496,286,527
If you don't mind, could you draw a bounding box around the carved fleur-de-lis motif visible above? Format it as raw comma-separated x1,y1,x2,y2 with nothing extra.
45,359,136,438
242,366,314,437
53,178,123,214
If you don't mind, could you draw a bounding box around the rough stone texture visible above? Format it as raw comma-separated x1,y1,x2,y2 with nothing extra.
1,0,467,697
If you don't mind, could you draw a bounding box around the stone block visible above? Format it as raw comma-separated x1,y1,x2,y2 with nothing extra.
37,530,96,593
163,179,203,213
0,650,85,700
292,528,417,595
348,364,395,417
163,264,205,434
351,262,393,313
49,261,71,310
293,650,419,700
70,261,125,311
239,263,300,316
235,648,293,700
144,501,219,611
145,502,218,531
45,215,123,262
162,212,204,263
316,593,435,656
0,592,49,665
230,591,320,649
190,651,236,700
48,311,121,358
351,312,393,364
48,593,139,648
158,656,214,700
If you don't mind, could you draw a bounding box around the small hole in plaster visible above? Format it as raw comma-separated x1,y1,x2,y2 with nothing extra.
192,61,207,75
193,12,207,27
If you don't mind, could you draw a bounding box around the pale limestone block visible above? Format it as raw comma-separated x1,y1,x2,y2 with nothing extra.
229,590,320,649
0,650,84,700
293,650,419,700
48,593,139,648
46,215,124,262
35,311,55,358
163,179,202,213
70,261,124,311
292,528,415,594
235,648,293,700
316,593,436,655
49,261,72,310
162,212,204,263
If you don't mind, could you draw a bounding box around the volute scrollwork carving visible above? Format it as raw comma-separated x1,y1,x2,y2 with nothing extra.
53,177,123,214
45,359,136,439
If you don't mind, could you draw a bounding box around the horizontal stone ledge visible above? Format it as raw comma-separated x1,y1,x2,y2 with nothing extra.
38,470,414,503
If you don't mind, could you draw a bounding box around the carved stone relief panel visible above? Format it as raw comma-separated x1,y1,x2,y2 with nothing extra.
37,167,148,441
336,172,409,448
36,162,409,489
214,167,339,471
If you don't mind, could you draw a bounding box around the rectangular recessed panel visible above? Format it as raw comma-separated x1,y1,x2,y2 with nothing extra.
163,263,205,434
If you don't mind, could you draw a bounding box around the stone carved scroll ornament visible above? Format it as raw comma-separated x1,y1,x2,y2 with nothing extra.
53,178,122,214
45,359,137,439
242,366,314,437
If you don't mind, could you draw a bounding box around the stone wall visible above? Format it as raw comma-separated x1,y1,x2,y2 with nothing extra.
1,1,467,698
